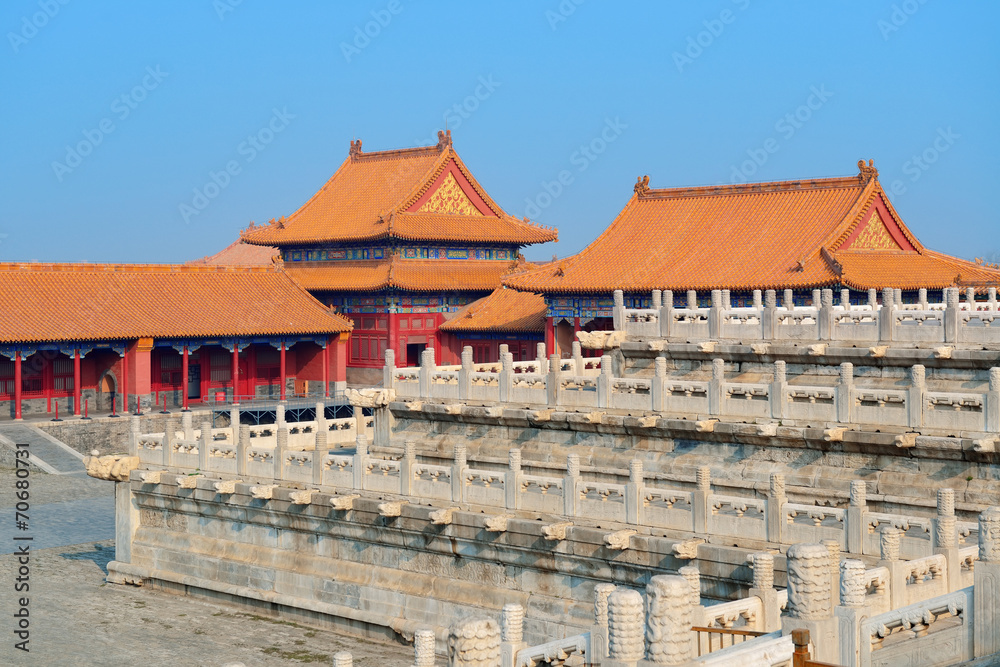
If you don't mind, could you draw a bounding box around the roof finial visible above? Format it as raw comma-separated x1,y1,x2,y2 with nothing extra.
634,174,650,196
857,159,878,182
436,129,452,151
349,138,363,158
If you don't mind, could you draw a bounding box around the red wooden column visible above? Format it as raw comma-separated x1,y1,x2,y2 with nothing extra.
231,344,240,405
73,349,81,416
279,342,287,401
545,316,555,359
181,345,190,411
122,350,129,414
322,341,329,398
387,310,398,365
14,352,22,421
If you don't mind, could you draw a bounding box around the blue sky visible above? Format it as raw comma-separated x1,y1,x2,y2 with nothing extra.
1,0,997,264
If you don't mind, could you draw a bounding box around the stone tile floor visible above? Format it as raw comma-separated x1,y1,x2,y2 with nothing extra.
0,469,413,666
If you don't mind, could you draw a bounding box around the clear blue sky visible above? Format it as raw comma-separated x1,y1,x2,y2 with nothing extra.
1,1,997,264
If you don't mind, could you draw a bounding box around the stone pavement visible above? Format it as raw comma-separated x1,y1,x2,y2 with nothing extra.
0,423,85,474
0,469,414,665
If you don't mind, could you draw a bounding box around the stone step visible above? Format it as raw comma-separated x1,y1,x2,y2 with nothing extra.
0,424,85,473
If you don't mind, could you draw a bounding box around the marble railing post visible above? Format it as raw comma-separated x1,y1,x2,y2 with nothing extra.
499,604,525,667
762,290,777,339
315,401,327,433
275,402,285,429
835,559,866,667
986,368,1000,433
352,435,368,490
626,459,643,524
499,351,513,403
966,287,976,311
274,425,289,480
312,427,327,485
536,342,548,375
708,290,722,339
459,346,473,401
846,480,866,555
783,288,794,311
974,506,1000,658
944,287,960,343
591,583,616,661
419,348,436,397
822,539,841,607
752,289,763,311
414,628,436,667
933,488,960,592
658,290,673,338
867,289,877,312
841,289,851,310
908,365,925,429
613,290,625,331
685,290,696,310
547,354,561,406
878,287,895,342
607,589,644,667
769,360,787,420
878,527,906,610
400,440,416,496
782,543,838,664
198,418,211,471
162,417,176,467
572,341,584,376
384,348,396,389
229,406,240,447
818,289,834,340
749,553,780,632
836,363,854,424
129,415,140,457
452,443,467,503
237,424,249,477
693,466,711,534
652,289,662,309
918,287,928,310
597,354,612,408
811,289,821,308
564,454,580,517
989,287,998,311
766,473,786,544
646,575,694,665
505,448,521,510
709,358,724,416
651,357,667,413
181,411,193,441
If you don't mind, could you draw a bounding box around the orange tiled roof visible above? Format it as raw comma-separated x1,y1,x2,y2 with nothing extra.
241,132,557,247
187,238,278,266
505,162,1000,294
284,256,516,293
0,263,351,343
440,288,547,333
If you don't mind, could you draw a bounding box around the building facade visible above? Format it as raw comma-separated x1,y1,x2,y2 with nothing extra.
240,131,557,382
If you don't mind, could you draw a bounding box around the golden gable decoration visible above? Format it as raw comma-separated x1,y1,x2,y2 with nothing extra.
418,173,483,216
853,212,900,250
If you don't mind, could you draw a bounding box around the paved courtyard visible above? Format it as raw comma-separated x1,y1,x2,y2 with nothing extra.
0,468,413,666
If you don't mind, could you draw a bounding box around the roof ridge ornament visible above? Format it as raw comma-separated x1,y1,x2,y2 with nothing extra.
436,129,452,151
634,175,650,196
349,138,363,158
857,159,878,182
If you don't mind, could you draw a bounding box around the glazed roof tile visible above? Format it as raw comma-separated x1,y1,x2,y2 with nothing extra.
241,134,556,247
440,288,547,333
0,263,351,343
284,257,516,293
187,238,278,266
505,163,1000,294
